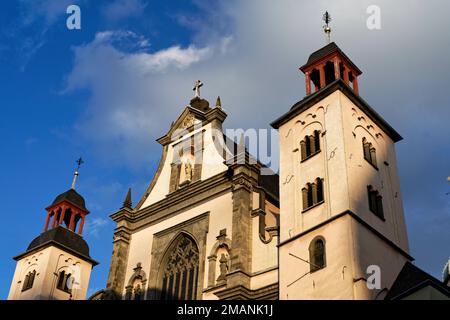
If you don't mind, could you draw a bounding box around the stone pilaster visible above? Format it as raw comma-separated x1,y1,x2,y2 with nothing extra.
226,158,259,289
106,210,132,299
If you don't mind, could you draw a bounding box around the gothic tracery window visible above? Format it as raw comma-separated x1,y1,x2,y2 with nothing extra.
161,234,199,300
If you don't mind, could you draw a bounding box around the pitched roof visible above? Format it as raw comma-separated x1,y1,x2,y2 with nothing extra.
385,262,450,300
223,134,279,201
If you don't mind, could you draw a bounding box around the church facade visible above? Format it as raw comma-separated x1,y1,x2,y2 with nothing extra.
96,41,413,300
8,38,450,300
103,91,280,300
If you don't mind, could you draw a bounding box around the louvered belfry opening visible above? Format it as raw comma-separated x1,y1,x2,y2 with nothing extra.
160,234,199,300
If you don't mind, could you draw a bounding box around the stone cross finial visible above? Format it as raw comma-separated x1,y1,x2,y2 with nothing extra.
193,80,203,98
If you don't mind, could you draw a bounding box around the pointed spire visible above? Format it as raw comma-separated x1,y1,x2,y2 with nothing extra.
71,157,84,190
215,96,222,108
71,172,79,190
123,188,132,209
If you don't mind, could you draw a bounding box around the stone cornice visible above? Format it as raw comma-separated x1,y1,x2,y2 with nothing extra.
278,210,413,261
271,79,402,143
214,283,279,300
153,212,209,239
114,171,232,232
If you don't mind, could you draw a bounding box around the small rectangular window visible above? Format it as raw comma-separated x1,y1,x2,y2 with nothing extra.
367,186,384,220
363,138,378,168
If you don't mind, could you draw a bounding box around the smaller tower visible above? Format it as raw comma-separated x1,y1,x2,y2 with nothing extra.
301,40,361,96
8,160,98,300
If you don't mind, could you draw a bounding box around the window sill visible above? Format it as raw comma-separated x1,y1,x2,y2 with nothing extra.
301,150,321,163
56,287,72,294
364,158,378,171
369,209,385,221
302,200,324,213
310,266,326,274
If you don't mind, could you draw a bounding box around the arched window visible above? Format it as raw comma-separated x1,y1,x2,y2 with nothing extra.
160,234,199,300
302,178,325,211
362,138,377,168
309,237,326,272
22,270,36,292
301,130,321,161
56,270,72,293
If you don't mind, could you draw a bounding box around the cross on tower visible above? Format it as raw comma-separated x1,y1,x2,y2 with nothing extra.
72,157,84,190
193,80,203,98
76,157,84,171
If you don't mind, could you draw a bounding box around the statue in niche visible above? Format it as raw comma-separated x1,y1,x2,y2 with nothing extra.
184,161,193,181
133,284,142,300
216,253,229,282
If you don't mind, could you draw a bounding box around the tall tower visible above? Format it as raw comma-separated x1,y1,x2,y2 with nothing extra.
8,161,98,300
272,21,411,299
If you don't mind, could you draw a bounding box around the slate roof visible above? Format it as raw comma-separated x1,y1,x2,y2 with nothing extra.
14,226,97,265
306,42,340,65
223,134,279,201
51,188,87,211
385,262,450,300
301,42,362,74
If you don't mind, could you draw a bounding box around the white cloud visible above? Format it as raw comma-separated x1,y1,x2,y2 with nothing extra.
63,0,450,169
84,217,109,238
64,29,214,168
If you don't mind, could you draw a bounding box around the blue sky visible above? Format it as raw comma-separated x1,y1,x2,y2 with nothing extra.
0,0,449,299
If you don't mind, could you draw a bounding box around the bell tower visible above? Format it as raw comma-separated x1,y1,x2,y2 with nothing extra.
8,159,98,300
272,14,411,299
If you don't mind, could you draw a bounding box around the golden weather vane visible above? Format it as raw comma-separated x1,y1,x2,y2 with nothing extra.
323,11,332,44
